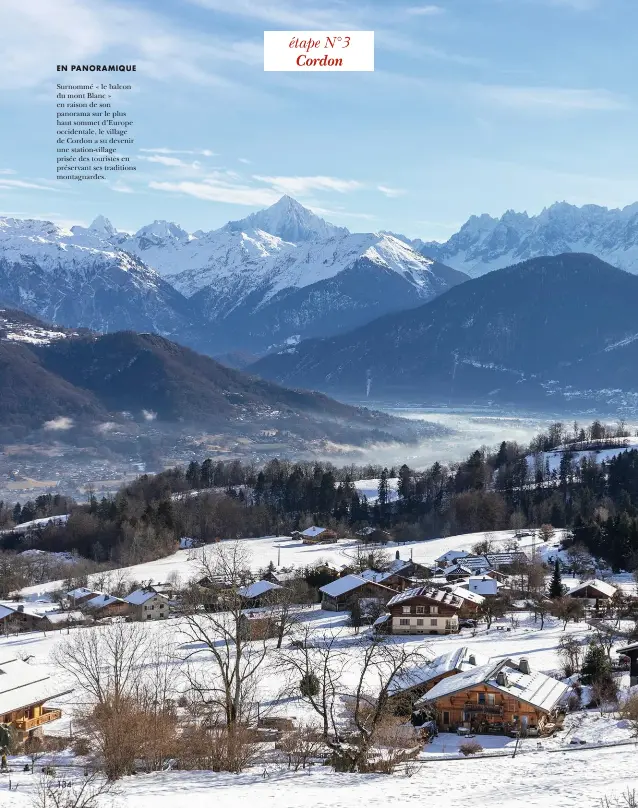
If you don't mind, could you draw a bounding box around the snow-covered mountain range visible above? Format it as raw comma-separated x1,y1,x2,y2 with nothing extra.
421,201,638,278
0,197,465,356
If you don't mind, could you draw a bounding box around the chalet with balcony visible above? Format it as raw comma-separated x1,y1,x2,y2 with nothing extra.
238,579,284,607
319,574,396,611
0,655,72,744
66,587,101,606
386,586,462,635
416,657,567,736
389,646,489,712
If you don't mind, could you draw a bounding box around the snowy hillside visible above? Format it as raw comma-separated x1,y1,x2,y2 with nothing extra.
422,201,638,278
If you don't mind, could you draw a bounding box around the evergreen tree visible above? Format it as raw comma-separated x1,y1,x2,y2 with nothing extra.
377,469,389,508
580,642,612,686
549,559,564,599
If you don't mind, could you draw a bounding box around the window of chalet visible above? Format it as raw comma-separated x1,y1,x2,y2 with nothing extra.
486,694,495,705
399,618,410,626
430,605,438,614
402,606,410,614
430,618,438,626
416,605,424,614
417,618,424,626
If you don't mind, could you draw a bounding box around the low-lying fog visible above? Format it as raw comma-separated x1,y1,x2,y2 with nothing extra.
341,407,635,470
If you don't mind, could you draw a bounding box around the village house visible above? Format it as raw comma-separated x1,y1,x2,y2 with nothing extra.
0,604,48,633
416,657,568,736
40,611,85,631
239,610,279,641
386,586,462,635
66,587,101,607
617,641,638,687
238,579,284,607
84,593,129,619
0,655,72,744
444,564,474,583
566,579,617,608
356,527,392,544
319,574,396,612
124,588,170,621
389,646,489,712
435,550,472,568
292,526,338,545
359,568,410,592
386,553,432,580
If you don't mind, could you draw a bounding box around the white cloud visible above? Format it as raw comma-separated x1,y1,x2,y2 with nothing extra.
405,5,445,15
377,185,406,198
476,84,629,112
0,169,17,175
238,158,251,164
0,0,259,90
139,154,202,169
0,178,61,191
253,175,364,195
149,179,280,206
186,0,353,28
110,182,135,194
43,416,74,431
142,409,157,421
139,148,216,157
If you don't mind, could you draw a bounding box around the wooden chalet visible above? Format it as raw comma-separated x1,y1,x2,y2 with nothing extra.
0,655,72,744
389,646,489,713
416,657,567,736
293,526,338,545
445,564,474,583
319,574,396,611
566,579,617,608
238,579,284,607
84,593,129,619
386,586,462,635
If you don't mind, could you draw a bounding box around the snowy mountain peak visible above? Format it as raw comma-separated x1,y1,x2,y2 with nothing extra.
422,200,638,278
226,195,348,243
134,220,190,245
89,215,116,237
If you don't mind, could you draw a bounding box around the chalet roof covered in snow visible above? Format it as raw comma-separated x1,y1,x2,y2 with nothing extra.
299,526,328,538
359,568,400,584
85,594,125,610
124,588,169,606
0,655,72,716
238,580,282,599
445,585,485,605
435,550,471,565
387,585,463,609
42,610,84,625
67,587,99,600
445,564,474,576
421,658,568,714
319,574,393,598
566,579,617,598
392,646,488,696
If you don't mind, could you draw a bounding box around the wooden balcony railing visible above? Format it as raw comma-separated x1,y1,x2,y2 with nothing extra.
463,702,504,715
14,708,62,732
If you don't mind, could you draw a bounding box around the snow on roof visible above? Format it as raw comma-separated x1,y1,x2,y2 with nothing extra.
67,587,99,600
422,658,568,713
320,574,388,598
359,568,398,584
85,594,125,609
300,526,328,537
387,585,463,609
567,579,617,598
403,647,490,699
372,613,391,627
446,564,473,576
435,550,471,563
238,580,282,599
0,656,72,716
446,585,485,605
42,610,84,624
124,588,169,606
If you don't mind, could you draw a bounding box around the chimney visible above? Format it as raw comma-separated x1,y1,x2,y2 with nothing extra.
468,654,476,666
17,605,24,613
396,550,400,560
519,658,531,675
496,671,508,687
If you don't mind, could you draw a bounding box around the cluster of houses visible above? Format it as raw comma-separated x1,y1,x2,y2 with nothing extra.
0,584,174,634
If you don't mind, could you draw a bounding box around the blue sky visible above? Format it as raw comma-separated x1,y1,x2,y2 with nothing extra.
0,0,636,240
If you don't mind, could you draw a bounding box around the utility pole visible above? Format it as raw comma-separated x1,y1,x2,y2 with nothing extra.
277,545,281,567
